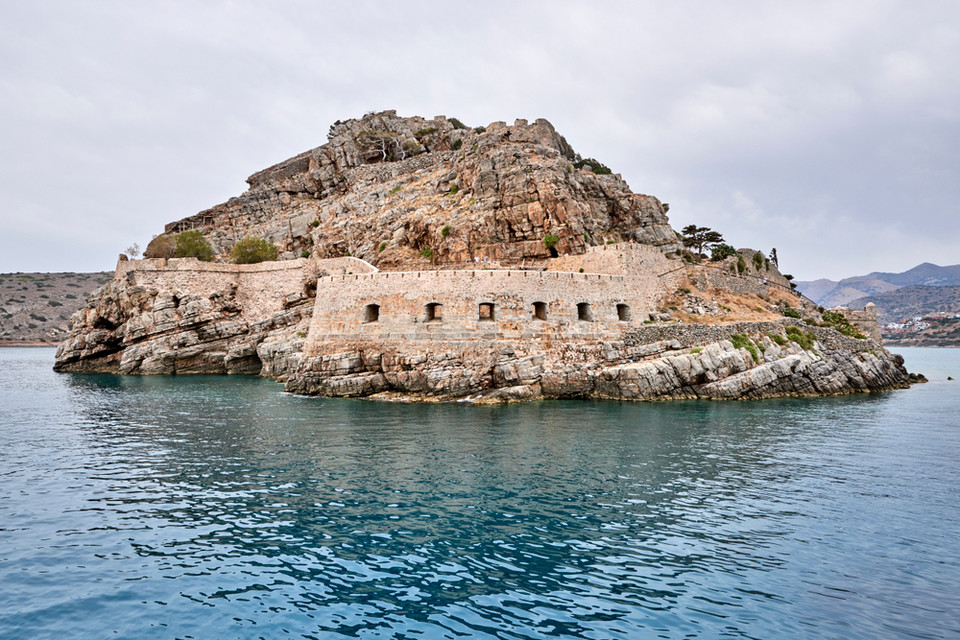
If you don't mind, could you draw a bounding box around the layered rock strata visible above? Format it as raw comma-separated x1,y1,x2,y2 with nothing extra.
285,321,909,402
53,257,327,375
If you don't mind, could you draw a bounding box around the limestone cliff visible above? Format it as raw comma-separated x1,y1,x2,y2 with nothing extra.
164,111,679,267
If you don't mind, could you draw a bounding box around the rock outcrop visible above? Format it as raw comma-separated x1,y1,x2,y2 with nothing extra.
54,257,319,375
164,111,679,268
285,321,909,402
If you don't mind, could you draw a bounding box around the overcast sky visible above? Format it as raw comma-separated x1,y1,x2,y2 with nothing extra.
1,1,957,280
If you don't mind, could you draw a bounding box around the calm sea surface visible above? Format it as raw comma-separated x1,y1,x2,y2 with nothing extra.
1,347,958,639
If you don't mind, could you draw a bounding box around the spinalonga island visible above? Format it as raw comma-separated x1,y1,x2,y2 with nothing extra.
55,111,913,401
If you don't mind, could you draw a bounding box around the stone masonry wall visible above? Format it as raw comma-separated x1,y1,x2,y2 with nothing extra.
115,257,311,323
548,242,679,277
828,303,882,343
304,267,670,353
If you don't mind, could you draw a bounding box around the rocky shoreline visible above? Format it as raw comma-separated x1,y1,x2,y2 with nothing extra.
284,322,911,403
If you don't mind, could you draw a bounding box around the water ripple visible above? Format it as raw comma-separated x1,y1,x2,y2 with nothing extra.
1,347,958,639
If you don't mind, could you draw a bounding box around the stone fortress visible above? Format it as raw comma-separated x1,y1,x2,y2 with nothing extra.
55,111,908,401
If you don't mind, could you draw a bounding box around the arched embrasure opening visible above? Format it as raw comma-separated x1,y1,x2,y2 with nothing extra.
616,303,631,322
532,301,547,321
425,303,442,322
577,302,593,321
479,302,495,322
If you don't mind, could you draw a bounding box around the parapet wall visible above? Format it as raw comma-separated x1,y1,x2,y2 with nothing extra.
304,267,671,354
113,256,313,323
548,242,675,276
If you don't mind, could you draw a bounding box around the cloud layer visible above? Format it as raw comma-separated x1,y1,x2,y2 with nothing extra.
1,1,957,279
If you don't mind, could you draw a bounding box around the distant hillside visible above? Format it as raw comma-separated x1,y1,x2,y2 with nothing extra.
848,285,960,325
797,263,960,308
0,272,112,344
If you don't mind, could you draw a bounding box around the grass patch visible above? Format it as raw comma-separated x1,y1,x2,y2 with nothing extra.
786,326,816,350
730,333,759,363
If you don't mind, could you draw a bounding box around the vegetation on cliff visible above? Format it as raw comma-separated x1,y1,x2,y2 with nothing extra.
231,237,280,264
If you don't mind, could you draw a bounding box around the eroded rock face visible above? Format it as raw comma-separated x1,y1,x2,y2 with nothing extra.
54,260,314,376
284,322,910,402
164,111,679,267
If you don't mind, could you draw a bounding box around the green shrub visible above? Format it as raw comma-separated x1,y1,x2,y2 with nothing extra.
451,138,463,151
736,255,747,274
378,241,387,252
752,252,765,270
543,234,560,249
311,219,320,227
420,247,434,259
573,157,612,175
579,267,584,273
175,231,214,261
786,326,816,350
448,117,467,130
473,126,486,134
730,333,759,363
300,250,311,258
710,243,737,261
448,183,459,195
414,127,437,138
690,348,702,354
441,225,452,238
230,237,279,264
782,307,802,319
821,310,867,339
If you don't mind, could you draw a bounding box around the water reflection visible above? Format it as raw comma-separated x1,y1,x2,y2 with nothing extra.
2,349,956,639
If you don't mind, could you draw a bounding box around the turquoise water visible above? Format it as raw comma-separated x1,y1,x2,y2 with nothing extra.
1,348,958,639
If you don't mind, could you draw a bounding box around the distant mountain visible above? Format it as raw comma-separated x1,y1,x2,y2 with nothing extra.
796,263,960,308
848,285,960,325
0,272,111,344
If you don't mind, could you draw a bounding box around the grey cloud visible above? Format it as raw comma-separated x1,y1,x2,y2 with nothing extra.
0,1,957,279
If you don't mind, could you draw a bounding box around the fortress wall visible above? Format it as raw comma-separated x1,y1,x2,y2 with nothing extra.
548,242,673,275
828,304,882,343
691,266,785,298
305,268,667,354
113,257,311,322
310,256,378,276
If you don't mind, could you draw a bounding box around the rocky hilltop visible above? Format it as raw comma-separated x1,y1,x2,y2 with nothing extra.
55,112,913,401
164,111,678,268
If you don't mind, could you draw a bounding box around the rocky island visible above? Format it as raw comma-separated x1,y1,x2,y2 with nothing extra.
55,111,911,401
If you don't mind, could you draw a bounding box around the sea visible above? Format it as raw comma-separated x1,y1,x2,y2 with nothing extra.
0,347,958,639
